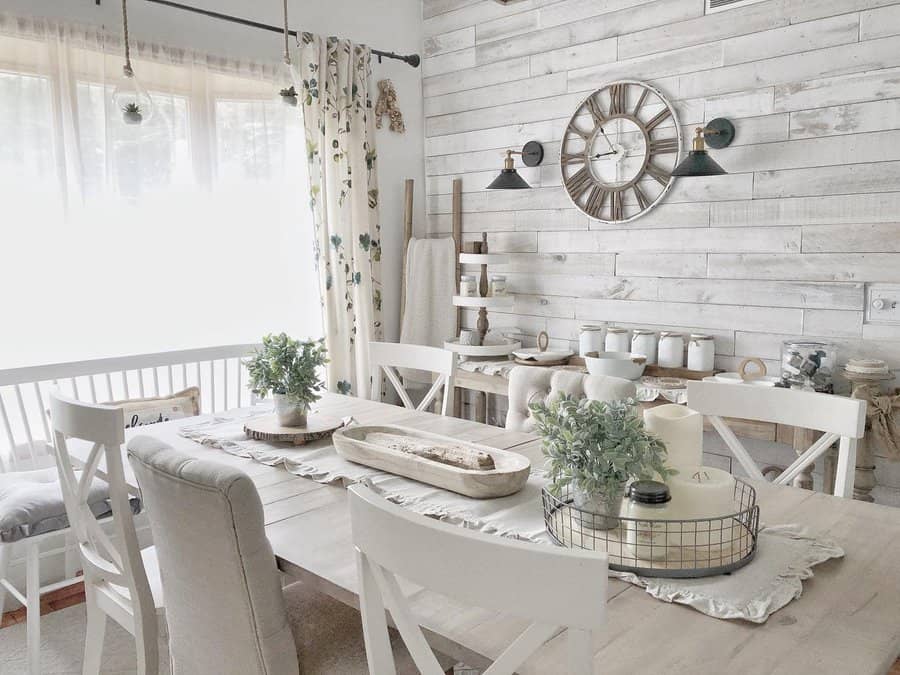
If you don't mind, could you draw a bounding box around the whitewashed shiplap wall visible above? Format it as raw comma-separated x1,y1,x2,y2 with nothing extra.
422,0,900,499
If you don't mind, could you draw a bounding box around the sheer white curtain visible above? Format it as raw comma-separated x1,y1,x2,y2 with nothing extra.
0,14,321,369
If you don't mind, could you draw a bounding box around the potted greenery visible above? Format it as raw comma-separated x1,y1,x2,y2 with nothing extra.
122,102,143,124
245,333,328,427
530,396,673,530
279,86,298,106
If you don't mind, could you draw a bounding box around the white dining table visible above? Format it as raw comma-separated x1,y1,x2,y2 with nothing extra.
77,393,900,675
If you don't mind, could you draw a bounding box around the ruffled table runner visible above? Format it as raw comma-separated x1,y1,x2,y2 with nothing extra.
177,414,842,623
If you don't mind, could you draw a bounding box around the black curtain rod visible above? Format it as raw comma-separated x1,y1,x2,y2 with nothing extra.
138,0,421,68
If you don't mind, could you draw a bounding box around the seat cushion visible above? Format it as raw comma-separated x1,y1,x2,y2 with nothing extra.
0,467,117,543
284,580,456,675
505,367,637,432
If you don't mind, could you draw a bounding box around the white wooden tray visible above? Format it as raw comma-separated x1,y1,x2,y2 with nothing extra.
443,337,521,356
332,424,531,499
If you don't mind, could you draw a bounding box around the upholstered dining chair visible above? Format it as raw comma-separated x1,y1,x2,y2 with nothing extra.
127,436,455,675
505,367,637,432
369,341,456,416
48,392,164,675
349,482,609,674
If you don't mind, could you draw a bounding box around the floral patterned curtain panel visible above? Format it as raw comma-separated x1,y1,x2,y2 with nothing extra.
298,33,382,399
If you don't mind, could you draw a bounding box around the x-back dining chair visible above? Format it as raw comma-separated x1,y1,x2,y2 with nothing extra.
349,483,608,675
686,381,867,498
369,342,456,416
49,391,164,675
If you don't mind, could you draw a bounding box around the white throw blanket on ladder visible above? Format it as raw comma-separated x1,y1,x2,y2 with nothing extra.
400,237,456,384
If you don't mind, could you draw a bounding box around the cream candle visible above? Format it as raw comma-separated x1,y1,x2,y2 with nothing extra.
643,404,703,470
665,466,738,552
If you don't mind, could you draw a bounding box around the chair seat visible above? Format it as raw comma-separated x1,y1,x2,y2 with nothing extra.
284,580,456,675
0,467,114,543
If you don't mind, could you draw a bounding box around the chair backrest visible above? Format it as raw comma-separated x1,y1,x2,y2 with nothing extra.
126,436,298,675
348,483,607,675
686,381,867,498
1,344,259,473
369,341,456,416
48,391,156,645
506,367,637,432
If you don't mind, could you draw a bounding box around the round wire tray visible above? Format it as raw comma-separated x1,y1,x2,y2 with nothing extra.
542,479,760,578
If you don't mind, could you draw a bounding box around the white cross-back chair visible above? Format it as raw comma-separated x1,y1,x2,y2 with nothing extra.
369,342,456,416
49,391,163,675
686,381,867,498
349,483,608,675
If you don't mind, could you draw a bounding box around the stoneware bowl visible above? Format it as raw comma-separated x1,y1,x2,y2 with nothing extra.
584,352,647,381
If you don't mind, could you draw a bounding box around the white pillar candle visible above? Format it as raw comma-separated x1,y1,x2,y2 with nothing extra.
665,466,738,552
643,404,703,470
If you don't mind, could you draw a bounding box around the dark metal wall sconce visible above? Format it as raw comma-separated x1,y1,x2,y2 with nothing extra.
672,118,735,177
486,141,545,190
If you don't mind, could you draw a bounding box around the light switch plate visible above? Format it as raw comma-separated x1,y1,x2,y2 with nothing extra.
866,284,900,324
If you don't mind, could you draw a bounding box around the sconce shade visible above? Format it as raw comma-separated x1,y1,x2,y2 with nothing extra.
486,168,532,190
672,150,727,177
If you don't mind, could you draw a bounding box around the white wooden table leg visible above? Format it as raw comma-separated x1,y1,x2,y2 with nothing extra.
0,542,10,617
82,587,106,675
26,542,40,675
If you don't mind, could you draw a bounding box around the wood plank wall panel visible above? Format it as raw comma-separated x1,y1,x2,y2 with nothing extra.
423,0,900,384
424,0,900,495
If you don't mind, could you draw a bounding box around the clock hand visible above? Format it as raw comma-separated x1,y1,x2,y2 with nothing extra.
590,151,618,159
597,125,617,152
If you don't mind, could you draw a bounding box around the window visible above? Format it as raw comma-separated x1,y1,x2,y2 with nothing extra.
0,22,321,369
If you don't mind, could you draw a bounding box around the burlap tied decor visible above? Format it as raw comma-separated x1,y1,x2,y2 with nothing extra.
853,384,900,459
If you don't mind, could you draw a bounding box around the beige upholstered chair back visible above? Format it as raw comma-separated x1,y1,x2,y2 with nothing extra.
127,436,299,675
505,367,638,432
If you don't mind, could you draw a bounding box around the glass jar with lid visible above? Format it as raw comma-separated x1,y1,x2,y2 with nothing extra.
605,326,630,352
687,334,715,371
623,480,671,561
579,324,606,357
658,332,685,368
459,275,477,297
631,329,657,365
781,341,836,392
489,275,507,296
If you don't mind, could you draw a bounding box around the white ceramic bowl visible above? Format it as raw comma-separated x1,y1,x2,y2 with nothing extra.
584,352,647,380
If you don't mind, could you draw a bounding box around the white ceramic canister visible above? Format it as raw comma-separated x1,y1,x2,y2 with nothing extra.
459,275,477,297
622,480,671,561
687,334,715,371
579,324,606,357
489,275,507,296
657,332,685,369
631,329,657,365
605,326,630,353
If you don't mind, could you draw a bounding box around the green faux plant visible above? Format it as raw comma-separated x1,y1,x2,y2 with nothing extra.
122,103,142,114
245,333,328,407
529,395,674,498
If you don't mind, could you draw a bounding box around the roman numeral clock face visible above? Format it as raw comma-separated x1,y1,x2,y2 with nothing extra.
560,81,682,223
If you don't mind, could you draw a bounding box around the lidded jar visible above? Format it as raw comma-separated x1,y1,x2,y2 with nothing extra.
489,275,507,296
605,326,630,353
579,324,606,357
687,334,715,372
623,480,671,561
459,275,477,297
658,332,685,368
631,329,657,365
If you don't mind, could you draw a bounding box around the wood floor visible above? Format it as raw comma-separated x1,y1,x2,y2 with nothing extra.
2,583,900,673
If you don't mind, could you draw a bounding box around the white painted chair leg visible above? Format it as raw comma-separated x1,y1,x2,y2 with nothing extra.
82,588,106,675
0,542,11,617
134,617,160,675
833,437,858,499
26,542,41,675
64,531,80,579
356,549,397,675
567,628,593,675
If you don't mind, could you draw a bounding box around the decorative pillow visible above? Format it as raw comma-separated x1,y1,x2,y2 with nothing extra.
108,387,201,429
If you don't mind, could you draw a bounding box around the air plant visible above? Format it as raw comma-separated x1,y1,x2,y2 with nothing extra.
279,85,299,106
122,102,143,124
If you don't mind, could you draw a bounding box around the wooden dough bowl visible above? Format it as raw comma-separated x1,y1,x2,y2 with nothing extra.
332,425,531,499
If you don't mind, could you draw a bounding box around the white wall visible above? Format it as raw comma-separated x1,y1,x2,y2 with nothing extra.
422,0,900,502
9,0,426,343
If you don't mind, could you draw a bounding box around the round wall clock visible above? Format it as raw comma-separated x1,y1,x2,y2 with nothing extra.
560,80,682,223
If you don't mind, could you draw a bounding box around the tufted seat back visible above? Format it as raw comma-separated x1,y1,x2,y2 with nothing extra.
505,367,637,433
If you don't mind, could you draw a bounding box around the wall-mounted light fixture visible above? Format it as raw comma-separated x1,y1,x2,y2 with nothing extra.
486,141,545,190
672,118,735,177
